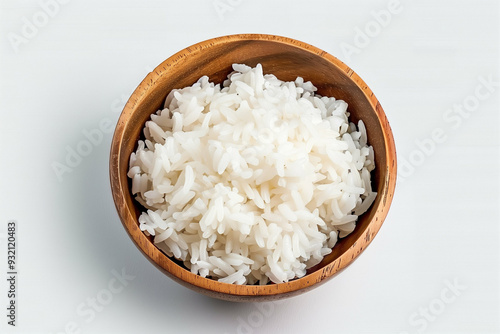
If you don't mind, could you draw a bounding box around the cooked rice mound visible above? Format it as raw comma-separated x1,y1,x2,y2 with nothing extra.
128,64,376,285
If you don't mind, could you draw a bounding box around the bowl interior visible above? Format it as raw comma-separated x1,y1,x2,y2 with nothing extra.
111,35,395,300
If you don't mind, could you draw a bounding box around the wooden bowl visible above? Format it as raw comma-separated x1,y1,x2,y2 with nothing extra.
109,34,397,301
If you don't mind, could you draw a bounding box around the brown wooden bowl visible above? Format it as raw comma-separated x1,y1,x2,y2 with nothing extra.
109,34,397,302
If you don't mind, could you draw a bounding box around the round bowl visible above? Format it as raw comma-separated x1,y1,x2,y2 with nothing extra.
110,34,396,301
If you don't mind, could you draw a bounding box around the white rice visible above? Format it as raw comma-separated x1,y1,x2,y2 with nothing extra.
128,64,376,285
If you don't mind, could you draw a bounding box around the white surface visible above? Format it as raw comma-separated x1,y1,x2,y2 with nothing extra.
0,0,498,333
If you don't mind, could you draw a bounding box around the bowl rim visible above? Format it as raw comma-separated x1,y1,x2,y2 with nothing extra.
109,33,397,300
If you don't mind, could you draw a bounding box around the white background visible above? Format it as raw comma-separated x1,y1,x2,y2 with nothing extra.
0,0,499,333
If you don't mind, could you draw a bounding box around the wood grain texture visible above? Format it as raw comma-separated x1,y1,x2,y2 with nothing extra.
109,34,397,302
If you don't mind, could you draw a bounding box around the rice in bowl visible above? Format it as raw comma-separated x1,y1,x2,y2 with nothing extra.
127,64,376,285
